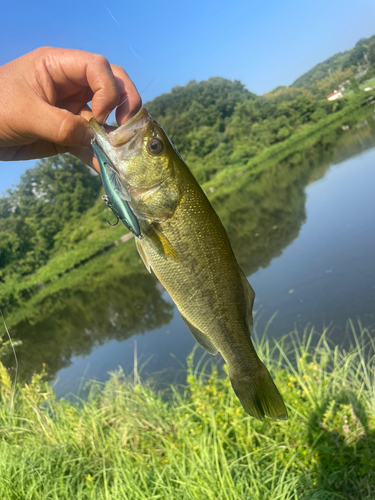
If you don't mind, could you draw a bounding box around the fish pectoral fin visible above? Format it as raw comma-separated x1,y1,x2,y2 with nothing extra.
181,314,218,355
144,224,179,263
135,237,152,273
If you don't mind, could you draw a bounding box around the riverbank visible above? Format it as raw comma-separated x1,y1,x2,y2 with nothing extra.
205,91,375,194
1,324,374,499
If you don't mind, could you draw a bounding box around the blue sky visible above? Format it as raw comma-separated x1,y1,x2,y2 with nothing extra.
1,0,374,192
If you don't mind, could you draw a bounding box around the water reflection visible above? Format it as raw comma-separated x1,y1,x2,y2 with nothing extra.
3,107,375,385
5,268,173,381
215,108,375,276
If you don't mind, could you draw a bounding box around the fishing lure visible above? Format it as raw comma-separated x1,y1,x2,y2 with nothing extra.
91,140,141,237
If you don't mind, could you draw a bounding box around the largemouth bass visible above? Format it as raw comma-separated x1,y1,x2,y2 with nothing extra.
90,108,287,421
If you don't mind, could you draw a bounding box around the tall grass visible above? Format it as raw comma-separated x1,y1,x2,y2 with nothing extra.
0,322,374,499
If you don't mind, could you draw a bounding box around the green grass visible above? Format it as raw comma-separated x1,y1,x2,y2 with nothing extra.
0,322,374,499
361,78,375,89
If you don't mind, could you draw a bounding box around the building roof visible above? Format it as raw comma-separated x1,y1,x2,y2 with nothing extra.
326,90,342,99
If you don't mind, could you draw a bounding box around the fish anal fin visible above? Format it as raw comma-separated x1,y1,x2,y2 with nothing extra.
226,274,287,420
135,238,152,273
181,314,218,355
241,273,255,334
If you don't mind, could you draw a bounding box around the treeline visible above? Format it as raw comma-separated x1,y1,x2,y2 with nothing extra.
147,77,359,183
292,34,375,93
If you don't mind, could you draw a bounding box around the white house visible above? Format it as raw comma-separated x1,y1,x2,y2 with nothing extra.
326,90,343,101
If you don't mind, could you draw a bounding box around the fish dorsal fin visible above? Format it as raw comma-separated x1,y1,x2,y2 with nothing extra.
181,314,218,355
104,163,131,202
241,273,255,335
143,224,179,263
135,237,152,273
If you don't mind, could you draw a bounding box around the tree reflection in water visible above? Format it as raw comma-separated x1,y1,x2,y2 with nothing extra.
5,266,173,381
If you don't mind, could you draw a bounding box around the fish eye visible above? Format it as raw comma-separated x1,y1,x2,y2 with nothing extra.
147,138,163,155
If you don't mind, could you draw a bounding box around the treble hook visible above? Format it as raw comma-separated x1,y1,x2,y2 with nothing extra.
102,195,120,226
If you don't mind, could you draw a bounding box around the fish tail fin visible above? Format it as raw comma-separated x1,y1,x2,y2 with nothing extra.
229,362,288,421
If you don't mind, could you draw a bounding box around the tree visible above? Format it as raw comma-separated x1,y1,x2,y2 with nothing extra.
368,40,375,65
350,77,360,93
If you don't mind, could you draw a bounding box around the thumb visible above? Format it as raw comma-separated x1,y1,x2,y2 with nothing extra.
29,102,92,147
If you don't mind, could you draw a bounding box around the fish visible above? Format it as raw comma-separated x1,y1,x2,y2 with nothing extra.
89,108,287,421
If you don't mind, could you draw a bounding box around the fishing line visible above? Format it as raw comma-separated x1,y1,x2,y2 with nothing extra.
101,1,156,117
0,308,18,411
104,3,122,27
102,68,155,126
128,43,145,63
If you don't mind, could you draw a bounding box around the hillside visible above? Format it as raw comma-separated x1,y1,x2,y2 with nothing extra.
291,34,375,97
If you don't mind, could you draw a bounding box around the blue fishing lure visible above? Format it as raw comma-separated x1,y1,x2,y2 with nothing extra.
91,140,141,237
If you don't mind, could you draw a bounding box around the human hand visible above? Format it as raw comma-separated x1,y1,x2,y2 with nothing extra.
0,47,142,170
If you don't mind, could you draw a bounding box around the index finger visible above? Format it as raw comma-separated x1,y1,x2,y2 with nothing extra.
44,48,140,123
111,65,142,125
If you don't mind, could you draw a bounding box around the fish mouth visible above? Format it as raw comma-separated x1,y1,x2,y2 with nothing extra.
90,107,151,165
89,107,151,145
108,107,151,147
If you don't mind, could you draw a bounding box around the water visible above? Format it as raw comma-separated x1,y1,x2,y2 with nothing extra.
251,147,375,339
3,110,375,395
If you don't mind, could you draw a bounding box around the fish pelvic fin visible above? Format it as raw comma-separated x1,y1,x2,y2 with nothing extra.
135,237,152,273
181,314,218,355
229,363,288,421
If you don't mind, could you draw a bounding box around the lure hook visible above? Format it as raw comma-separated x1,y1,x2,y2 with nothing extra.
102,195,120,226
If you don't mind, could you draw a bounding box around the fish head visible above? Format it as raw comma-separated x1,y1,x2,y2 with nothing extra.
90,107,182,222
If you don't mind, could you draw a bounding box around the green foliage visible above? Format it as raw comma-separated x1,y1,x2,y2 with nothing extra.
0,154,101,277
368,39,375,65
147,75,365,185
147,77,254,153
350,76,361,93
0,325,374,499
